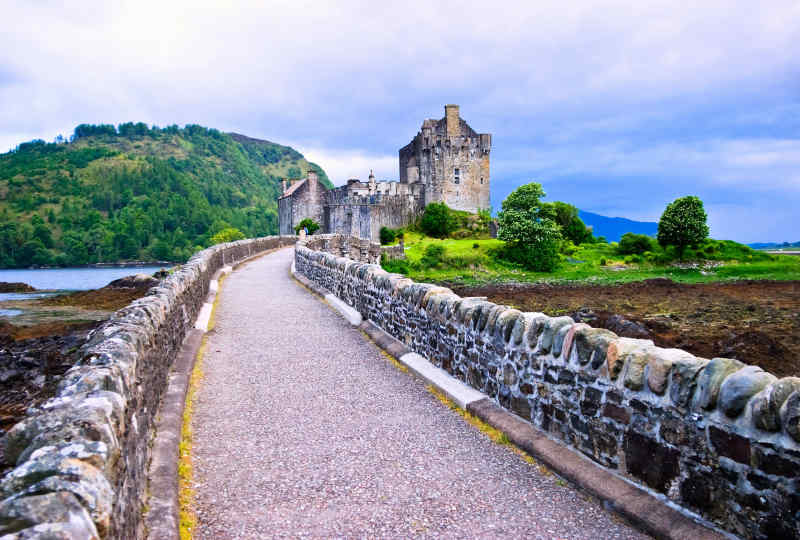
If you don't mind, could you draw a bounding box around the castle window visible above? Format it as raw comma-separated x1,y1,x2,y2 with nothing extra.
454,167,460,184
480,177,484,184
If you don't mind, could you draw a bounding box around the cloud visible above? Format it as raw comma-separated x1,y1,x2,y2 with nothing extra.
1,0,799,241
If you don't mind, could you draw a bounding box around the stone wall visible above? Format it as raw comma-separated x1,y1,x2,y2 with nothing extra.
295,239,800,540
0,236,296,539
302,234,404,265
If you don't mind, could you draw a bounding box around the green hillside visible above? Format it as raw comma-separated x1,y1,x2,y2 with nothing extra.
0,123,330,267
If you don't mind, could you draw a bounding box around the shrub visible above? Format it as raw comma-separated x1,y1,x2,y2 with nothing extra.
617,233,655,255
473,243,480,249
420,244,446,268
209,227,245,245
379,226,397,245
421,202,457,238
600,258,607,266
294,218,320,235
381,255,410,275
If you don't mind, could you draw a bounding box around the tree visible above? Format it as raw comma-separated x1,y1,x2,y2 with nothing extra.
209,227,246,245
547,201,593,245
420,202,457,238
657,196,709,258
497,182,562,271
294,218,320,235
618,233,655,255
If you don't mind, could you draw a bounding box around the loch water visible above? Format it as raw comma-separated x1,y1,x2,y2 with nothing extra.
0,266,166,317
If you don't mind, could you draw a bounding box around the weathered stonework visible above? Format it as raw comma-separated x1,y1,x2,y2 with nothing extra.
278,105,491,242
296,235,800,540
0,236,296,539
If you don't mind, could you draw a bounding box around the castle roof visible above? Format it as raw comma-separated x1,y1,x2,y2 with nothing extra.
279,178,306,199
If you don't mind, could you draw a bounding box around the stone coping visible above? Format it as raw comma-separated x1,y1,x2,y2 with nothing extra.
0,236,296,539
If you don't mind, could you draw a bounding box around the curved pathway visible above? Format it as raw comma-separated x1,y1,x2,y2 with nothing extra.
192,248,649,539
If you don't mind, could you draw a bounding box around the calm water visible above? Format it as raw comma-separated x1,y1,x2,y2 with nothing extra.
0,266,166,292
0,266,168,318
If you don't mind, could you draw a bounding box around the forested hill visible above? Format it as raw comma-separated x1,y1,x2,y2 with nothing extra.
0,123,331,268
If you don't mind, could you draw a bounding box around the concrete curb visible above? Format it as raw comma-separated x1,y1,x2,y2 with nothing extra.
291,270,732,540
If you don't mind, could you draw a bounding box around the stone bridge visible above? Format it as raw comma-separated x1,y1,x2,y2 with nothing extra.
0,235,797,539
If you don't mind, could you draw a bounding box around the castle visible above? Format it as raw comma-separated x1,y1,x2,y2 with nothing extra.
278,105,491,242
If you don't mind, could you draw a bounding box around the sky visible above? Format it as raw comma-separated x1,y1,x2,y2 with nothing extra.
1,1,799,242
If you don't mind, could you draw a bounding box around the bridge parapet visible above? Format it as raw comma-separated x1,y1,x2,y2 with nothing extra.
0,235,296,539
301,233,404,264
295,238,800,539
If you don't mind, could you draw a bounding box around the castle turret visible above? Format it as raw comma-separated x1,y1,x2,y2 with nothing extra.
445,104,460,138
398,104,491,213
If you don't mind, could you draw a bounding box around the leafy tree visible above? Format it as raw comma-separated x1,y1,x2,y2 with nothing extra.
209,227,246,245
294,218,320,235
657,196,709,258
547,202,593,245
497,182,561,271
420,202,457,238
379,226,397,245
617,232,655,255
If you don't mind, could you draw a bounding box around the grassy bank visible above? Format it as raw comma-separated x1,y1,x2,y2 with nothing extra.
382,231,800,286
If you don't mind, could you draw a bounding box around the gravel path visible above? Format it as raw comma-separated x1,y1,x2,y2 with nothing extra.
192,248,651,539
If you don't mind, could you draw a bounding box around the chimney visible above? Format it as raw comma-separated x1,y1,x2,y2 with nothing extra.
307,170,318,184
282,179,287,193
445,104,460,138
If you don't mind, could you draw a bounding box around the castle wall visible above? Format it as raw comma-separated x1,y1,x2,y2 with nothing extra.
278,173,326,235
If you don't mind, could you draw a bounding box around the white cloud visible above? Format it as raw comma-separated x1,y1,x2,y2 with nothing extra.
296,146,396,186
1,0,799,240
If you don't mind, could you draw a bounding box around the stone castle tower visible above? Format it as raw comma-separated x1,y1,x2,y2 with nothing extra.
398,104,491,213
279,105,491,240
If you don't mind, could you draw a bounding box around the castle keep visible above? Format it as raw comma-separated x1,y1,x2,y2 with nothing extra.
279,105,491,241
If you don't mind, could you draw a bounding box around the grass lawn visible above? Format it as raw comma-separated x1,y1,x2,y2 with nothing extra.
384,231,800,286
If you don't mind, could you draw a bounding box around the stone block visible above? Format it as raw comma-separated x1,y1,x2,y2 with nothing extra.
539,316,574,356
602,403,631,425
751,377,800,432
646,348,695,395
780,390,800,442
708,425,751,464
623,431,680,493
0,492,99,538
693,357,745,410
753,447,799,478
718,365,777,418
669,355,709,409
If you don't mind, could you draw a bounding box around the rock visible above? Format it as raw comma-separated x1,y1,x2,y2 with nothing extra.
0,282,36,293
0,492,98,538
751,377,800,431
669,356,709,408
646,348,695,395
694,358,745,410
538,316,574,355
718,365,777,418
606,338,650,381
605,314,652,340
105,274,158,290
779,390,800,442
621,343,655,390
565,325,614,368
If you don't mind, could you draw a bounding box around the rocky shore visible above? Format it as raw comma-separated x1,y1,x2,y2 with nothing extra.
0,272,164,474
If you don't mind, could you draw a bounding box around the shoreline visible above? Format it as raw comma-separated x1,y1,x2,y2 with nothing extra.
0,260,176,271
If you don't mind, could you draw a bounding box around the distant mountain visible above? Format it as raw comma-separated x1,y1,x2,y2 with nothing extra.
578,210,658,243
748,241,800,250
0,123,330,267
